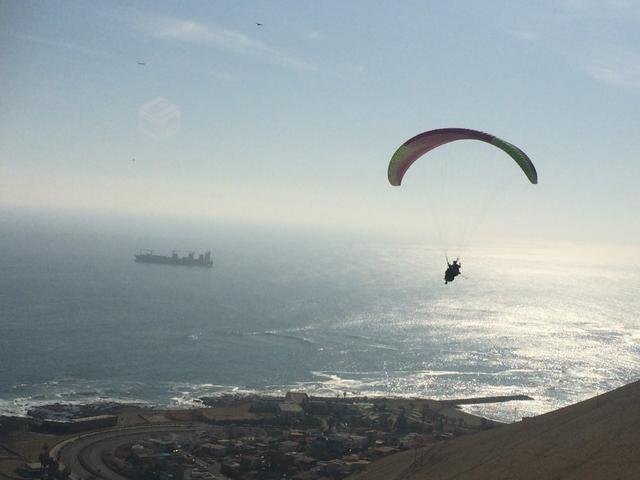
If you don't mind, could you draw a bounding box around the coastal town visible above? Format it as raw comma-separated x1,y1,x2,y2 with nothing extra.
0,391,527,479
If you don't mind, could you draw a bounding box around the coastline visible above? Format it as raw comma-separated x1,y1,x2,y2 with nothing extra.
0,392,528,478
1,391,533,427
4,383,637,479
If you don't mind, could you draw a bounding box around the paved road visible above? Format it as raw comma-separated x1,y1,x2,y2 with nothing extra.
55,425,202,480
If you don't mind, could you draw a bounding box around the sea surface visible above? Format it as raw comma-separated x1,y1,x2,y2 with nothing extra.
1,210,639,422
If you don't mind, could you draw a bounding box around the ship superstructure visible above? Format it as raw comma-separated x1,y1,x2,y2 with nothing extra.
135,250,213,267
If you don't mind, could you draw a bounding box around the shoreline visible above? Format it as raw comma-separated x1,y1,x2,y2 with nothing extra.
0,387,534,416
1,392,533,425
11,384,637,480
1,391,531,479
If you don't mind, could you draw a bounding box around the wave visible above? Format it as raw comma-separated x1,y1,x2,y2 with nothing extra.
247,330,316,345
0,370,626,426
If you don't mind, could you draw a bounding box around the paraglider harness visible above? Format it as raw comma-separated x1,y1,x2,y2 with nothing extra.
444,256,461,284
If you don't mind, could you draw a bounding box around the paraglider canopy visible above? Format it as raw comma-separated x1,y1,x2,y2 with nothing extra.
388,128,537,186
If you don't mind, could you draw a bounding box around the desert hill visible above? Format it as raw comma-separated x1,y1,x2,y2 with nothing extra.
350,380,640,480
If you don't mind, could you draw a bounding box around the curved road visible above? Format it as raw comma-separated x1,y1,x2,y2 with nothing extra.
55,424,202,480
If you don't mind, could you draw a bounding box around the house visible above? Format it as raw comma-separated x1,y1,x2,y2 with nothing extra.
285,391,309,405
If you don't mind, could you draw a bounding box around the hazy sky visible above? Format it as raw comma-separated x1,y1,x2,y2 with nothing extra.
1,0,639,243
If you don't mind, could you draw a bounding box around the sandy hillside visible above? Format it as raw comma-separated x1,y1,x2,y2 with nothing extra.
350,380,640,480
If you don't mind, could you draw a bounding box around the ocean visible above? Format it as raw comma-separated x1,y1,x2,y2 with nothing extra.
1,210,639,422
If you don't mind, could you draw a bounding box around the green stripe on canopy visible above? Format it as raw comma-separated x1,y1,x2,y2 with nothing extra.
491,137,538,184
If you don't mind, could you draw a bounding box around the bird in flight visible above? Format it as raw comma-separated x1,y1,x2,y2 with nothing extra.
255,22,263,26
137,62,146,66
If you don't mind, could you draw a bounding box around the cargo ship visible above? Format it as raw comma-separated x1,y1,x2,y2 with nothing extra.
134,249,213,267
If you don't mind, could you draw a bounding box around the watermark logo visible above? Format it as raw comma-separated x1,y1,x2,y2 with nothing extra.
138,97,180,140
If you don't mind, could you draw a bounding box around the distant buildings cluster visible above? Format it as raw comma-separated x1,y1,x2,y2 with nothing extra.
108,392,483,480
0,391,498,479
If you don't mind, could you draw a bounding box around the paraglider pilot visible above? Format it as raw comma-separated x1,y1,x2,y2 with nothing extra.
444,258,461,284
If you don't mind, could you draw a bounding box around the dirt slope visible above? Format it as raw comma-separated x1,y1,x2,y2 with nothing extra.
350,380,640,480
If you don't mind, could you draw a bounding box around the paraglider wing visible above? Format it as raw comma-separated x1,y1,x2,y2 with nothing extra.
387,128,537,186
